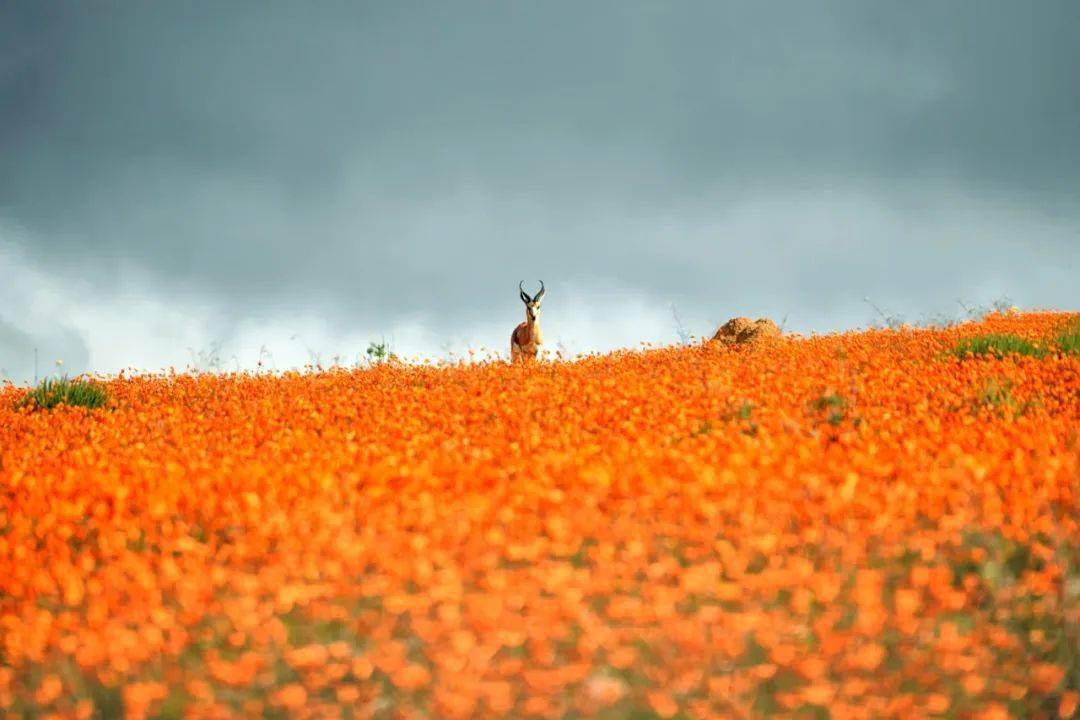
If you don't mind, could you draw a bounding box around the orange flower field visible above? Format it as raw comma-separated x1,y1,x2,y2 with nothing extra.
1,311,1078,720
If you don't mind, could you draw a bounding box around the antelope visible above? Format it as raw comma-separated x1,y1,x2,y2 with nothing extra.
511,280,545,362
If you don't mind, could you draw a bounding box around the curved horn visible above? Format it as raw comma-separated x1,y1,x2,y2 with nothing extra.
519,280,531,304
534,280,546,302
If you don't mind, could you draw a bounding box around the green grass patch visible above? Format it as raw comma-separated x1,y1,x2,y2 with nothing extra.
953,317,1080,360
722,401,759,436
970,379,1037,418
1053,315,1080,356
809,393,845,412
952,334,1048,360
809,393,855,427
20,376,109,411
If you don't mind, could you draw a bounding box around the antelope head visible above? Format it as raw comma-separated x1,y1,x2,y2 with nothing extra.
519,280,545,323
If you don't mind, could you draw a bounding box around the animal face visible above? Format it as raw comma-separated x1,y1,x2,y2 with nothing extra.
519,280,546,322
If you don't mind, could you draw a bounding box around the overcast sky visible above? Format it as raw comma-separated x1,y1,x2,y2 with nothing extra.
2,1,1078,381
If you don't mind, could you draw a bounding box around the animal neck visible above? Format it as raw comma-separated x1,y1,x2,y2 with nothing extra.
526,313,542,344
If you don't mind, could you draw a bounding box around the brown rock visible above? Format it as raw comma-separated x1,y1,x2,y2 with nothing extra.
712,317,781,345
714,317,753,341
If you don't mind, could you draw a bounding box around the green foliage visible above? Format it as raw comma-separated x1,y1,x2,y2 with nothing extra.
20,376,109,411
88,681,124,719
722,401,759,436
956,530,1080,702
691,420,712,437
808,393,860,428
970,378,1037,418
953,316,1080,361
1054,316,1080,356
366,339,390,363
953,334,1047,360
974,378,1014,410
810,393,845,412
1058,330,1080,356
809,393,846,426
733,402,754,421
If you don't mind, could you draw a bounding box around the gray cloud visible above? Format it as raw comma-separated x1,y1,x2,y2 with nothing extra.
0,316,89,384
1,1,1077,375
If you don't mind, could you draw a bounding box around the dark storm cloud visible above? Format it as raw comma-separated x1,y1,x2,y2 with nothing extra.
1,0,1077,354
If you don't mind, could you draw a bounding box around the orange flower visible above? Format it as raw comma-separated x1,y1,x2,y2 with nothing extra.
584,675,627,706
351,656,374,680
801,683,836,706
272,683,307,709
647,690,680,718
606,646,638,669
975,703,1010,720
481,681,515,714
0,311,1075,718
393,663,432,691
852,643,886,671
751,664,778,680
770,643,798,666
926,693,950,713
287,643,329,669
336,684,361,703
1031,662,1066,694
1059,691,1079,719
34,675,63,705
962,673,987,695
894,588,922,616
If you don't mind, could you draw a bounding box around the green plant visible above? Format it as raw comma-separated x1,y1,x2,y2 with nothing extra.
1053,316,1080,356
366,339,390,364
953,334,1047,360
809,392,850,427
810,393,845,413
733,402,754,421
21,376,109,411
722,401,759,436
970,378,1038,418
974,378,1014,410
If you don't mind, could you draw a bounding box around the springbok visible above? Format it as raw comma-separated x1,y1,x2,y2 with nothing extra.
511,280,545,362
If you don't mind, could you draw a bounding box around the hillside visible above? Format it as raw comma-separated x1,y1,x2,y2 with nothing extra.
1,312,1077,719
